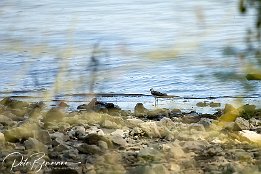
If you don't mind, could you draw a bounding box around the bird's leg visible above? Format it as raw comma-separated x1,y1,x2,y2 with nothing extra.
154,97,159,107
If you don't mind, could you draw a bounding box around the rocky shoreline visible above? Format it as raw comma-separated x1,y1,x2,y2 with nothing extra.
0,97,261,174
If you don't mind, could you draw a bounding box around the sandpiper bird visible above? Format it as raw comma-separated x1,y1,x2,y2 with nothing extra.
150,88,167,106
150,88,167,96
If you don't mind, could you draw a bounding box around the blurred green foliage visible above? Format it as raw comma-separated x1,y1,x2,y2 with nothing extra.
216,0,261,97
239,0,261,65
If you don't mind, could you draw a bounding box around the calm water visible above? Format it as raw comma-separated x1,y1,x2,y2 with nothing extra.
0,0,260,110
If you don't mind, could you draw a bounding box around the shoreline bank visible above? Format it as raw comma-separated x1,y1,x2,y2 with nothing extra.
0,97,261,173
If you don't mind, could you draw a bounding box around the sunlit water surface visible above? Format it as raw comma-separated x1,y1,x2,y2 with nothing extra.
0,0,260,111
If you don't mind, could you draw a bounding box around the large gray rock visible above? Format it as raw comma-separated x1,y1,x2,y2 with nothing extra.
234,117,251,130
222,117,251,131
250,118,261,127
111,134,128,147
111,129,126,138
